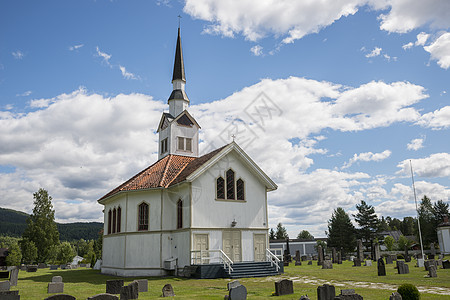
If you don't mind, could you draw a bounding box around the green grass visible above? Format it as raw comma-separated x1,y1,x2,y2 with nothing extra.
10,259,450,299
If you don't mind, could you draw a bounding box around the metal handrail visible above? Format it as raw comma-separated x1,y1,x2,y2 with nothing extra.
266,248,280,272
190,249,234,274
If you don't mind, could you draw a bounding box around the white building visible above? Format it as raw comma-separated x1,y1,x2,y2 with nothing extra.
437,216,450,255
98,28,278,277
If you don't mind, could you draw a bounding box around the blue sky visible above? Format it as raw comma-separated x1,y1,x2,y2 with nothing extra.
1,0,449,237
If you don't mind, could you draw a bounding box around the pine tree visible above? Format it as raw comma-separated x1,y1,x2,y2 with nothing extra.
327,207,356,254
353,200,380,251
417,195,436,245
275,223,288,240
22,188,60,263
297,230,314,240
269,228,276,240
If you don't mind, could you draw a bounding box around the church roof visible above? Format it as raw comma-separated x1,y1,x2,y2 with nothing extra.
98,145,226,203
172,27,185,82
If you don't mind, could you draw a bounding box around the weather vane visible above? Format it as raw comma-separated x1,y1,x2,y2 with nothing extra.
231,134,236,142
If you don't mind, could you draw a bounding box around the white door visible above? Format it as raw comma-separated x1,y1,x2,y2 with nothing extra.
223,231,241,262
254,234,266,262
193,234,209,264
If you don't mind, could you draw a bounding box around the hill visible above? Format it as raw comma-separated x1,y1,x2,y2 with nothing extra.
0,207,103,241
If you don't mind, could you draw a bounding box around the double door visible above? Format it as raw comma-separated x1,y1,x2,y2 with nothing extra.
223,230,241,262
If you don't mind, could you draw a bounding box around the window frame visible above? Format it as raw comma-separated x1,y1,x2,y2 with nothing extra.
112,208,117,234
138,202,149,231
107,209,112,235
177,199,183,229
216,176,225,199
161,138,168,154
226,169,235,200
117,206,122,233
236,178,245,201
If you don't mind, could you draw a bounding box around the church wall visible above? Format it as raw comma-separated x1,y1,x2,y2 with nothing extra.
103,195,127,234
170,121,199,157
126,190,162,232
161,183,190,230
168,231,191,267
102,235,125,269
125,233,161,268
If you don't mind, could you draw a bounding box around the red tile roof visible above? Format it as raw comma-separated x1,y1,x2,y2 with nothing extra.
98,145,227,202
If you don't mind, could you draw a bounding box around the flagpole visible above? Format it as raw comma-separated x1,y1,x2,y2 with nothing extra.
410,160,425,260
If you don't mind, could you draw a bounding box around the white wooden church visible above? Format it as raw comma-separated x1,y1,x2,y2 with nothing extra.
98,28,278,278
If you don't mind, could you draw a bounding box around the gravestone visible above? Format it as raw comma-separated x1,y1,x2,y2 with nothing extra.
385,256,393,264
437,259,443,268
48,282,64,294
322,260,332,269
26,265,38,272
295,250,301,262
334,289,363,300
404,246,411,262
425,260,437,271
299,296,310,300
389,292,402,300
430,243,436,259
317,284,335,300
19,265,27,271
87,293,119,300
274,279,293,296
0,271,9,279
136,279,148,293
295,260,302,266
337,252,342,264
9,267,18,286
442,260,450,269
428,265,437,278
44,295,76,300
50,265,58,270
397,261,409,274
52,276,63,283
0,281,10,291
227,280,241,291
417,258,424,268
228,285,247,300
0,290,20,300
106,280,124,294
332,248,337,264
377,258,386,276
307,260,312,265
317,245,324,266
283,261,289,267
162,284,175,297
353,258,361,267
120,281,138,300
312,255,318,261
301,255,307,261
356,239,364,262
364,260,372,266
80,263,86,267
373,243,380,261
38,263,47,269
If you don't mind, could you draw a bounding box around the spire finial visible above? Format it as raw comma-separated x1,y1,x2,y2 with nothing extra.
178,15,182,29
172,22,186,82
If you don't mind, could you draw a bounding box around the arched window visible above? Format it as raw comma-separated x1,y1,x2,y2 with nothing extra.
117,206,122,233
226,169,235,200
107,209,112,235
177,199,183,229
216,177,225,199
237,179,245,200
112,208,117,234
138,203,149,231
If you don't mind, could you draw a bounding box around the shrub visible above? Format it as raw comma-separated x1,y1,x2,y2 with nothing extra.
398,284,420,300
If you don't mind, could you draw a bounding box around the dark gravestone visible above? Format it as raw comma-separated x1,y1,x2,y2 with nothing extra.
337,252,342,264
0,290,20,300
87,294,119,300
397,261,409,274
404,246,411,262
317,284,335,300
317,245,324,266
0,271,9,279
162,284,175,297
295,260,302,266
356,239,364,262
19,265,26,271
50,265,59,270
322,260,332,269
283,261,289,267
38,263,47,269
26,265,38,272
106,280,124,294
274,279,293,296
44,295,76,300
228,285,247,300
334,289,363,300
227,280,241,291
136,279,148,293
120,281,138,300
424,260,437,272
307,260,312,265
389,292,402,300
442,260,450,269
428,265,437,278
48,282,64,294
9,268,18,286
299,296,310,300
353,258,361,267
377,258,386,276
385,256,393,264
301,255,307,261
295,250,301,262
332,248,337,264
0,281,10,291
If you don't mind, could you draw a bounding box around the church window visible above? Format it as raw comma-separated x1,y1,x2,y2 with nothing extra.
177,137,192,152
177,199,183,229
226,169,235,200
178,137,184,150
117,206,122,233
138,203,149,231
216,177,225,199
161,138,168,153
112,208,117,234
107,209,112,234
185,138,192,151
237,179,245,200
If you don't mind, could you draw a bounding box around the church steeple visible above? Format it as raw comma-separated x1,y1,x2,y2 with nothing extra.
168,27,189,117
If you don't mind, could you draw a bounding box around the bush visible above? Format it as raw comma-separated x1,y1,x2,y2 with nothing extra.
398,284,420,300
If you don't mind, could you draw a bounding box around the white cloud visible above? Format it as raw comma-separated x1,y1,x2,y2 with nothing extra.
407,138,424,150
342,150,392,169
250,45,263,56
12,50,24,59
418,106,450,129
119,65,138,80
402,42,414,50
424,32,450,69
397,153,450,178
366,47,382,58
16,91,32,97
415,32,430,46
69,44,84,51
95,46,112,66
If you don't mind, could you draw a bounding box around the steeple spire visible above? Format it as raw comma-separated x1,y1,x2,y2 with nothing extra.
172,27,185,83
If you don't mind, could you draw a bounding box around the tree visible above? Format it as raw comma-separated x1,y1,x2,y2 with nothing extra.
269,228,276,240
401,217,415,236
5,242,22,266
327,207,356,254
353,200,380,251
378,216,390,231
93,229,103,260
22,188,60,263
433,200,449,227
297,230,314,240
57,242,75,264
417,195,436,245
384,235,395,251
19,238,37,264
397,235,413,251
275,223,288,240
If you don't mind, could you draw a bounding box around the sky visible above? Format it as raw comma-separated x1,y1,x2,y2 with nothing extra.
0,0,449,238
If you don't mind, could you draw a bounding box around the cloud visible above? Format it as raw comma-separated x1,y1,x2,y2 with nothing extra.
416,32,430,46
95,46,112,66
363,46,396,61
16,91,32,97
250,45,263,56
407,138,424,150
418,106,450,129
402,42,414,50
424,32,450,69
119,65,138,80
397,153,450,178
69,44,84,51
12,50,24,59
366,47,382,58
95,47,139,80
342,150,392,169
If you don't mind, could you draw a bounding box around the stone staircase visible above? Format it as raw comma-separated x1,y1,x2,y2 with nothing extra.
224,261,281,278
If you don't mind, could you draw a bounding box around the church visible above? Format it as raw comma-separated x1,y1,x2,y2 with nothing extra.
98,28,278,277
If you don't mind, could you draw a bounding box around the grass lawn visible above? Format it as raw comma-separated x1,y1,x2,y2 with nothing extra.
10,259,450,299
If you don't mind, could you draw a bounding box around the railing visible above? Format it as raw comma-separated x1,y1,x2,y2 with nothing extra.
266,248,281,272
190,249,234,274
269,247,283,260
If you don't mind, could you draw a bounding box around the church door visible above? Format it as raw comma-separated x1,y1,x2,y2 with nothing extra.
193,234,209,264
253,234,266,262
223,231,241,262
